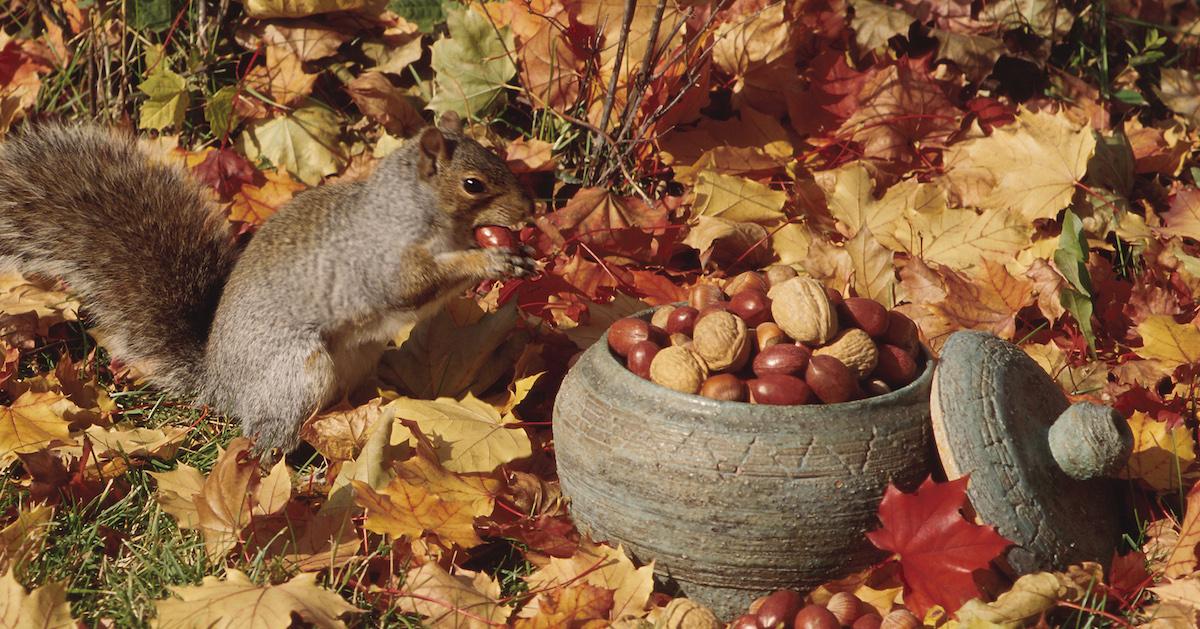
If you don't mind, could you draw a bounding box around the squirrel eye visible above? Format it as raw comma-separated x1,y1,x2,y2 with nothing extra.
462,177,486,194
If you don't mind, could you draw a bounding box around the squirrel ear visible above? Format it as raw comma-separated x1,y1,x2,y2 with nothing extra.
437,111,463,134
417,127,449,178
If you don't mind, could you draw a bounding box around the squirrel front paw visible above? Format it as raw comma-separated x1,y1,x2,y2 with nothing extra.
481,247,537,280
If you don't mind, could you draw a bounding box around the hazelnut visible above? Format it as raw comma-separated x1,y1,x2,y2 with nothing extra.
880,609,920,629
649,346,708,394
700,374,747,402
688,283,725,310
755,322,788,351
651,305,675,330
793,605,840,629
724,271,768,297
826,592,863,625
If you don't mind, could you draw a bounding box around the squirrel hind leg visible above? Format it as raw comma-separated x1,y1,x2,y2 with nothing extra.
211,341,340,457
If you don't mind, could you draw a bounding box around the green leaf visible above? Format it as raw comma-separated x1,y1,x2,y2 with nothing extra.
127,0,182,32
1113,89,1148,105
137,66,189,131
1053,210,1096,349
204,86,240,140
428,5,516,118
388,0,445,32
237,106,347,185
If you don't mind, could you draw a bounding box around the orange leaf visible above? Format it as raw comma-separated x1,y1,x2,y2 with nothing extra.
1166,482,1200,578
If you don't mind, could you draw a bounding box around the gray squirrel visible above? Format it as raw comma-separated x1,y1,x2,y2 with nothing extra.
0,112,534,453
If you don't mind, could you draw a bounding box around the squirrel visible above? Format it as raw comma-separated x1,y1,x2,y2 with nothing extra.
0,112,535,454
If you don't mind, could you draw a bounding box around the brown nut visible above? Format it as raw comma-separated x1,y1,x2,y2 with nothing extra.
840,297,889,337
692,310,750,372
862,378,892,397
626,340,659,379
700,373,747,402
649,346,708,394
756,590,803,628
764,264,798,287
651,305,675,330
729,289,772,327
805,355,857,404
669,333,693,349
752,344,811,377
824,286,845,306
880,609,920,629
661,598,721,629
826,592,863,625
724,271,768,297
608,317,651,357
689,283,725,310
851,614,883,629
814,328,878,379
881,310,920,356
748,375,813,405
667,306,700,336
755,322,788,351
697,301,731,321
793,605,840,629
874,343,919,388
730,615,764,629
769,277,838,345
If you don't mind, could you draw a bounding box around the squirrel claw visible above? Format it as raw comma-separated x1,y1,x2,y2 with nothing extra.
484,247,537,279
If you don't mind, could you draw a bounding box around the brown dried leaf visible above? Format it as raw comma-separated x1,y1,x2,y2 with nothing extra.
397,563,510,629
153,569,360,628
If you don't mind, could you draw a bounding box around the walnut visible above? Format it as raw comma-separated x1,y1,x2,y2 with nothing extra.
649,346,709,394
768,277,838,345
691,310,750,372
814,328,879,378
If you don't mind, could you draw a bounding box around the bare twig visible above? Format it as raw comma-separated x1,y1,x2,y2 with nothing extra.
587,0,637,180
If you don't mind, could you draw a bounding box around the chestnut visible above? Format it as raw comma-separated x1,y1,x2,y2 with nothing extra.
805,355,857,404
666,306,700,336
700,374,747,402
752,344,811,377
626,341,659,379
748,375,813,405
840,297,889,337
474,225,515,248
729,289,772,327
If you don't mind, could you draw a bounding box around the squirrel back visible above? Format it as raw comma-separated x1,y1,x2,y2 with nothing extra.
0,125,237,391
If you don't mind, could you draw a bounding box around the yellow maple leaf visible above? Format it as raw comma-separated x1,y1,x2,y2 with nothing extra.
691,171,786,224
516,584,613,629
397,564,509,629
1166,483,1200,578
0,570,74,629
353,445,499,549
228,167,306,226
847,226,896,308
389,395,532,474
152,569,360,628
0,391,72,463
1136,315,1200,369
149,464,205,530
195,439,258,560
522,541,654,622
944,107,1096,222
895,205,1030,272
815,162,921,242
1120,411,1196,492
1023,342,1107,396
0,505,52,573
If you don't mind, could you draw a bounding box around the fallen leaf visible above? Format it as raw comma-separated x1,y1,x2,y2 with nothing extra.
152,569,360,628
150,464,206,529
944,108,1096,222
1136,315,1200,369
242,0,384,18
1166,482,1200,578
0,391,72,463
195,439,258,560
0,505,52,573
238,106,347,185
522,541,654,621
1120,410,1196,493
228,167,307,227
346,71,426,137
0,570,74,629
515,583,614,629
397,563,510,628
867,476,1012,617
428,5,516,117
1157,69,1200,126
138,65,189,131
389,395,532,474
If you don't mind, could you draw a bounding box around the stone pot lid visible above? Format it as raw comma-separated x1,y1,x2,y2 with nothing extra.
930,330,1133,574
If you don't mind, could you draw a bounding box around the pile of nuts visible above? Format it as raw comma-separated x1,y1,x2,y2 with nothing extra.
606,267,923,405
732,589,921,629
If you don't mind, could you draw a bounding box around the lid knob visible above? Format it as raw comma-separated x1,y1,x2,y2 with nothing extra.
1048,402,1133,480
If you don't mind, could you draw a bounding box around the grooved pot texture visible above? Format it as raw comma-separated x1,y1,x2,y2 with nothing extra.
553,311,936,619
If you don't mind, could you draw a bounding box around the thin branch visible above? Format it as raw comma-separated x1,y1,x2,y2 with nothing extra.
587,0,637,179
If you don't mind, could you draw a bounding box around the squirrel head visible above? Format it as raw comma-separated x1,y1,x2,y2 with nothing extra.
415,112,533,232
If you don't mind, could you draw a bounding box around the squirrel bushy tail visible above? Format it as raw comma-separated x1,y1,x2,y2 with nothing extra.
0,124,237,391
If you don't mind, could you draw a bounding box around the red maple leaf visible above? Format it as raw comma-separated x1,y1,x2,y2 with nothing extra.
192,148,257,198
865,476,1012,617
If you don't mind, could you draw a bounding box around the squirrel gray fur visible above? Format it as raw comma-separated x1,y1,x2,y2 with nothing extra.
0,113,534,454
